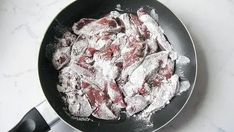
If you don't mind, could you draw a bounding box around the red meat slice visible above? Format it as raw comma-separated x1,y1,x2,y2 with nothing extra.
57,67,80,93
86,47,97,57
99,44,120,60
80,80,90,89
137,8,161,38
125,94,148,116
71,35,89,59
106,80,126,108
147,58,174,87
129,14,150,39
57,32,77,47
120,41,147,83
85,86,118,120
158,59,174,79
86,86,107,107
88,33,116,50
92,103,117,120
97,17,117,27
76,55,95,73
72,18,96,34
138,83,151,96
148,74,164,87
52,47,71,70
74,17,121,36
123,42,146,68
67,94,93,117
119,13,140,38
159,66,173,80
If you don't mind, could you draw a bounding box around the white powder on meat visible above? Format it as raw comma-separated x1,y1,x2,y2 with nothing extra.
178,80,191,95
176,55,191,65
52,8,191,121
128,51,168,88
150,9,158,22
94,58,118,80
115,4,123,11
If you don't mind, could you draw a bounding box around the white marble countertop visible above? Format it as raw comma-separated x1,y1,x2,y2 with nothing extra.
1,0,234,132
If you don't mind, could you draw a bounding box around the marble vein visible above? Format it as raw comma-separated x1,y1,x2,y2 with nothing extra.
11,24,38,39
1,69,36,78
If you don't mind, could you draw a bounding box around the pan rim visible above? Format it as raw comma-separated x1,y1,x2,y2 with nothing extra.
151,3,198,132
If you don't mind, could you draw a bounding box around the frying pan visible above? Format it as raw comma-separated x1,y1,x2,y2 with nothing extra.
9,0,197,131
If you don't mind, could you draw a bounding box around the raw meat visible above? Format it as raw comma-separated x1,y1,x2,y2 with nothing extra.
52,8,191,120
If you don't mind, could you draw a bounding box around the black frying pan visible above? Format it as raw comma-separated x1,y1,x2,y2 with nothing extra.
10,0,197,132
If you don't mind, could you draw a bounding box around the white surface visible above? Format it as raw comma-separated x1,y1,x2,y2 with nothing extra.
0,0,234,132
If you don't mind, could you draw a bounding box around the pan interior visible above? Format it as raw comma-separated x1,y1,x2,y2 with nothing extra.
38,0,196,131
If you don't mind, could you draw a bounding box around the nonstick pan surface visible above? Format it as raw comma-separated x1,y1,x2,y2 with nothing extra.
38,0,197,131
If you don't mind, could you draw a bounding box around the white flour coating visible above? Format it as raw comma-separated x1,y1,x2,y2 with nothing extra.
52,8,191,121
175,55,190,77
67,94,93,117
137,9,161,38
93,56,119,80
142,75,179,116
176,55,191,65
125,94,148,116
178,80,191,94
115,4,123,11
52,47,71,70
136,75,180,124
127,51,168,88
176,67,185,77
150,9,158,22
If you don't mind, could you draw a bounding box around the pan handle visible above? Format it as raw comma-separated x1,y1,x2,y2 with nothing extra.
9,100,59,132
